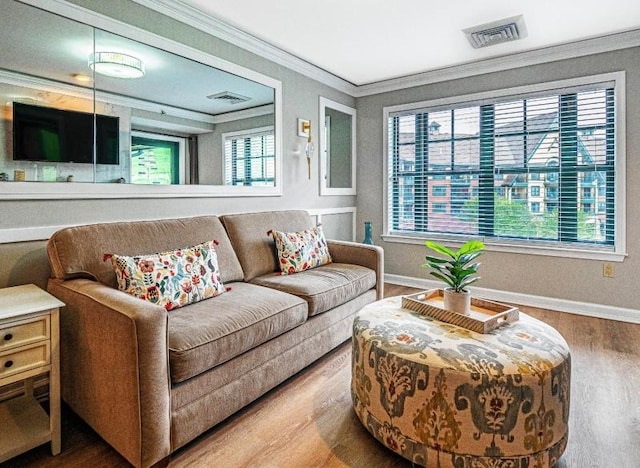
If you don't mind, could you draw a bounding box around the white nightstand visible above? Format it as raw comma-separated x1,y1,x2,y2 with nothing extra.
0,284,64,463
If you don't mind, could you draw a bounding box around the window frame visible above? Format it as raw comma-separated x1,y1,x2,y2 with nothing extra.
382,72,627,262
131,131,186,185
432,185,447,197
221,126,275,186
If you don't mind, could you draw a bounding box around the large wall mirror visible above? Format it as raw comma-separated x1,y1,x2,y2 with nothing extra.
0,0,282,199
319,97,356,196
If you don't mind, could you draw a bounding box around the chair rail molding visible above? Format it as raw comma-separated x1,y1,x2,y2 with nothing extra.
0,207,357,244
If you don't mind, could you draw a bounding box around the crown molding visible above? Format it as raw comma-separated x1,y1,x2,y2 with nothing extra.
0,69,217,124
133,0,640,99
130,0,358,96
355,29,640,97
20,1,640,99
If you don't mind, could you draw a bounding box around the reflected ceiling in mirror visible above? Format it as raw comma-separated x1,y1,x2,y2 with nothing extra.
92,29,274,116
0,0,281,198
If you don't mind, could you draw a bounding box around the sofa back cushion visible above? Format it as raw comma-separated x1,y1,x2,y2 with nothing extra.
47,216,244,288
221,210,315,281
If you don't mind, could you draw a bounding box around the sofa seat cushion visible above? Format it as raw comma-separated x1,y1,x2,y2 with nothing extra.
168,282,307,383
251,263,376,317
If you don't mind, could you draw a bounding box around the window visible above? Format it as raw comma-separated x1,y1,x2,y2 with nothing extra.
432,185,447,196
223,127,275,186
385,73,624,258
131,132,185,185
432,202,447,213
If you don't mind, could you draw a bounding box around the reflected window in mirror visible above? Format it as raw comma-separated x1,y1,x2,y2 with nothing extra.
223,126,275,186
131,132,188,185
319,97,356,196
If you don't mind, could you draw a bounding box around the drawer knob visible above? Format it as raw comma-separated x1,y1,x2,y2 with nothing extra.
3,333,12,341
4,360,13,369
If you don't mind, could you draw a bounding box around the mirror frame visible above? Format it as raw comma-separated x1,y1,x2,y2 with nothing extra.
319,97,356,196
2,0,282,200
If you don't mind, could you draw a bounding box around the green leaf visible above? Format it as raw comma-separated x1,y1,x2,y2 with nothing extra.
458,252,482,265
430,271,455,289
425,241,455,259
423,239,484,291
459,276,481,290
458,240,485,256
424,255,449,264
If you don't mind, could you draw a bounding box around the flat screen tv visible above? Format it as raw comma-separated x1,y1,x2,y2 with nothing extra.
12,102,120,165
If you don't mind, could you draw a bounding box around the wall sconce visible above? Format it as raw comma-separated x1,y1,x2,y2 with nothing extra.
298,118,314,179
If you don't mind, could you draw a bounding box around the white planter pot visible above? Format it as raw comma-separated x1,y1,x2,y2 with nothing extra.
443,288,471,315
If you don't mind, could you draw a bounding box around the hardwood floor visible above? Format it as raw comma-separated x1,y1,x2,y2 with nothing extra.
3,284,639,468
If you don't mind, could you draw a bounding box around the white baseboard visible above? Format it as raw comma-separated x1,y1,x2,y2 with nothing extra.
385,273,640,325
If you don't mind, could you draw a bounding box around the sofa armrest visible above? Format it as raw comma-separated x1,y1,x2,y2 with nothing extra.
47,278,171,468
327,240,384,300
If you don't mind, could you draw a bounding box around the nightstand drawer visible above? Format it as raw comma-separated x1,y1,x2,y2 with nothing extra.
0,342,50,380
0,316,50,352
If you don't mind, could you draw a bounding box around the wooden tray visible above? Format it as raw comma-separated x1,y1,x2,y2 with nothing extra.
401,289,519,333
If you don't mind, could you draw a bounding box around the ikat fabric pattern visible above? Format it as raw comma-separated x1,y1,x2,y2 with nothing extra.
109,240,226,311
351,296,571,468
271,226,332,275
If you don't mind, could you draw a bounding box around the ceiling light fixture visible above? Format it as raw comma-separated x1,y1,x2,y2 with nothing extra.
88,52,145,79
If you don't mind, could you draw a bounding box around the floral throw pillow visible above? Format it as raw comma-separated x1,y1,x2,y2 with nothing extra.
107,240,226,311
271,227,332,275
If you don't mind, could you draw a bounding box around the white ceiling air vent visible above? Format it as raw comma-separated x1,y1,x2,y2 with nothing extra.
206,91,251,105
463,15,528,49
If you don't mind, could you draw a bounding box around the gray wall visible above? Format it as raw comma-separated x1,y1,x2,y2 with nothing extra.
326,108,352,188
356,46,640,310
0,0,355,290
3,0,638,313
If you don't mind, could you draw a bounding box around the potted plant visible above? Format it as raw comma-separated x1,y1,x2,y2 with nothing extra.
423,240,485,315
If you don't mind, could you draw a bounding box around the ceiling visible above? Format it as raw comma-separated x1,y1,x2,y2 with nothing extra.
180,0,640,86
1,0,274,118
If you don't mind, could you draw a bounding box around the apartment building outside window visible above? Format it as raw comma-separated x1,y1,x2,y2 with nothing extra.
385,73,625,259
432,185,447,196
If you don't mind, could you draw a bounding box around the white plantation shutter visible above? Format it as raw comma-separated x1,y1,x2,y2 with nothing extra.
223,127,275,186
387,78,618,253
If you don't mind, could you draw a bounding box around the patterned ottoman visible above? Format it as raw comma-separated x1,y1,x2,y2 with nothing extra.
351,296,571,468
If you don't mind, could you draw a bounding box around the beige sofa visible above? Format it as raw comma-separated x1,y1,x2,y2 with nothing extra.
46,210,383,467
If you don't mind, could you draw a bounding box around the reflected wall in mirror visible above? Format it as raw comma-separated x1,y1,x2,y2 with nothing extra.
319,97,356,196
0,0,281,197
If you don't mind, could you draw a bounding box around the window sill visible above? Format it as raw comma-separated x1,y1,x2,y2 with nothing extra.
381,234,627,262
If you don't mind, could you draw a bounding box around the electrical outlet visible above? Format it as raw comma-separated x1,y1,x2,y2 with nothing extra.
603,262,615,278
